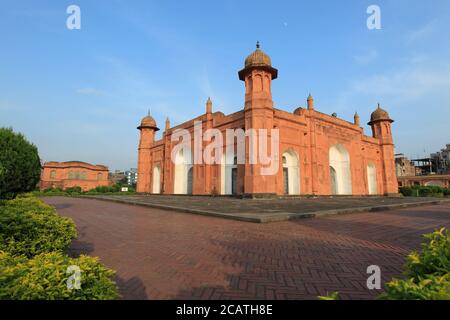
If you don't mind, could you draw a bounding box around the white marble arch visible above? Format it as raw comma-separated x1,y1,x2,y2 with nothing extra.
152,165,161,194
282,149,300,195
221,151,237,195
329,144,352,195
367,163,377,195
174,148,193,194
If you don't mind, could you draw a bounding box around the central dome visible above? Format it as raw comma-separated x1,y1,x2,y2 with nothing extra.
244,42,272,68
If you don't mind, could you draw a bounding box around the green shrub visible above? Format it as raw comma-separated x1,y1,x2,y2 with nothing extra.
0,197,77,257
65,186,82,194
399,187,414,197
379,228,450,300
399,186,445,197
0,128,41,199
444,188,450,196
318,292,340,300
379,274,450,300
0,251,118,300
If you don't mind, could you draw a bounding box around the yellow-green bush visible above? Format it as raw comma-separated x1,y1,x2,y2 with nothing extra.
0,251,118,300
0,197,77,257
379,228,450,300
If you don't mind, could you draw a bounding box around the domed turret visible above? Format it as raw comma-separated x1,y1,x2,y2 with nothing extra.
368,104,393,125
238,42,278,80
244,41,272,69
138,113,160,131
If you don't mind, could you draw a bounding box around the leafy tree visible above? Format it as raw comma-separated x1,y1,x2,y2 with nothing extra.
0,128,41,199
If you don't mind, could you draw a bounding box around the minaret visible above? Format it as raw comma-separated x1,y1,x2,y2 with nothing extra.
238,42,278,196
136,112,159,193
368,103,397,195
239,41,278,110
206,97,212,114
307,93,314,110
165,117,170,132
354,112,360,126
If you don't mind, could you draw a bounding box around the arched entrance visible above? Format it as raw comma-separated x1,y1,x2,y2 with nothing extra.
187,167,193,195
367,163,377,195
221,152,237,195
174,148,193,194
329,144,352,195
282,149,300,195
152,165,161,194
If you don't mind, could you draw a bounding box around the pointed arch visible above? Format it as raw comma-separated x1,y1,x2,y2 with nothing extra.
282,149,300,195
329,144,352,195
152,165,161,194
221,149,237,195
174,147,193,194
367,163,377,195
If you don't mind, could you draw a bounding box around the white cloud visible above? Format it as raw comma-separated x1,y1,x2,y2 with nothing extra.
407,20,438,43
336,59,450,111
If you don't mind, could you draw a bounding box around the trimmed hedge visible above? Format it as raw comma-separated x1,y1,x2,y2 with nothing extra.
0,196,119,299
399,186,449,197
0,197,77,258
0,251,118,300
379,228,450,300
33,184,136,197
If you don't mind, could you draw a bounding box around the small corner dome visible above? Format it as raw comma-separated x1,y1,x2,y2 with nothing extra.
138,115,160,131
245,43,272,69
369,104,393,124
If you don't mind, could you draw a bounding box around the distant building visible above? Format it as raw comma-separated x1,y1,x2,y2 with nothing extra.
431,144,450,174
395,154,416,177
125,168,138,185
40,161,110,191
109,170,127,185
396,149,450,188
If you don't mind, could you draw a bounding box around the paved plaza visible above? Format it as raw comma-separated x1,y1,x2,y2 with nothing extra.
82,194,450,222
43,197,450,300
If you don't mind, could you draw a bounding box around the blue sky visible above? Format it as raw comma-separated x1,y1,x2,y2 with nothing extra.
1,0,449,171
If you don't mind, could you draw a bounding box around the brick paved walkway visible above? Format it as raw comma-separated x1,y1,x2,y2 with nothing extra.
43,197,450,300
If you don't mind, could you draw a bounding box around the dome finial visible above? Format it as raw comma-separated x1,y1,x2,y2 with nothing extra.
256,41,260,49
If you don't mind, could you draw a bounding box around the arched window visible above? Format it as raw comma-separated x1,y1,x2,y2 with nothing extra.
97,173,103,181
68,171,75,179
50,170,56,179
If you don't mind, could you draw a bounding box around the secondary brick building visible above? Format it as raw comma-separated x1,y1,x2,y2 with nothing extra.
40,161,110,191
136,43,398,196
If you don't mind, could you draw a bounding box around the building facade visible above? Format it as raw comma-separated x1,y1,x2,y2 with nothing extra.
136,44,398,196
431,144,450,174
126,168,138,185
40,161,110,191
397,175,450,188
395,154,416,177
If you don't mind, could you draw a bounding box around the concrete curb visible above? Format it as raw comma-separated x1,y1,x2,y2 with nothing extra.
75,196,450,224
